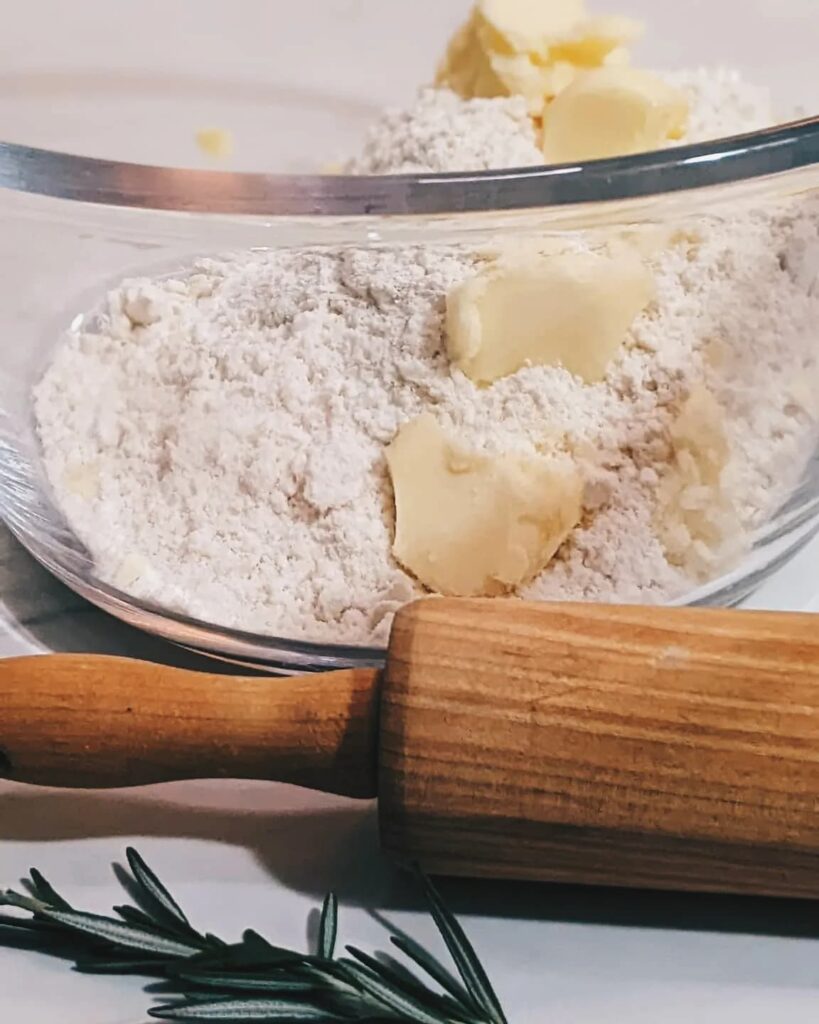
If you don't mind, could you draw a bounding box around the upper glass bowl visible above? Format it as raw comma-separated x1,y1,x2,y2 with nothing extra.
1,0,819,672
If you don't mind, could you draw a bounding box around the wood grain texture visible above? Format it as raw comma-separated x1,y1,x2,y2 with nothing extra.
7,598,819,897
379,599,819,897
0,655,380,797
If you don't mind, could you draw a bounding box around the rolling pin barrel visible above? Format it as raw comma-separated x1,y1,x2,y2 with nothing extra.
3,598,819,898
378,600,819,899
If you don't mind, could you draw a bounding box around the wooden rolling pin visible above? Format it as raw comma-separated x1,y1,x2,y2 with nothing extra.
3,598,819,898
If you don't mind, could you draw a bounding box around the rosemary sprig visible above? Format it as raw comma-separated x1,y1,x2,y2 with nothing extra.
0,847,507,1024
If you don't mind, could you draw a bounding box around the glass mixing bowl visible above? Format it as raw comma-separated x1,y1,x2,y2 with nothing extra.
1,0,818,671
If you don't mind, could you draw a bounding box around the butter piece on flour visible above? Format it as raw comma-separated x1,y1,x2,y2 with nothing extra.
480,0,587,52
446,248,654,385
386,414,582,597
437,0,642,114
656,386,742,578
542,66,689,162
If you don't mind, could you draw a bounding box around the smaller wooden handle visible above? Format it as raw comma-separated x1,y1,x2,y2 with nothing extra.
0,655,380,798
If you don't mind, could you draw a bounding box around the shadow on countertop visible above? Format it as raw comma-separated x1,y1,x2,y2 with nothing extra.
3,780,819,946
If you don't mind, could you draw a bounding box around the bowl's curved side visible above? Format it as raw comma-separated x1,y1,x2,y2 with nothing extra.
2,119,819,219
2,413,818,672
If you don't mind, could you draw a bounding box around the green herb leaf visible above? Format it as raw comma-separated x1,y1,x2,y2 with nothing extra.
150,997,340,1021
418,874,507,1024
127,847,192,931
293,962,361,996
345,947,473,1024
316,894,337,961
28,869,72,911
188,934,302,971
179,972,318,994
0,848,506,1024
41,909,203,958
115,904,174,931
390,935,473,1009
0,889,48,914
336,957,455,1024
0,913,57,934
75,958,179,975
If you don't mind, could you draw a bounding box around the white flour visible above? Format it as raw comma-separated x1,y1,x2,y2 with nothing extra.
666,68,778,140
344,89,542,174
347,69,776,175
33,70,819,644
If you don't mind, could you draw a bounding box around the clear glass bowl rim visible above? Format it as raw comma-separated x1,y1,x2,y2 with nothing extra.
1,116,818,217
3,110,819,670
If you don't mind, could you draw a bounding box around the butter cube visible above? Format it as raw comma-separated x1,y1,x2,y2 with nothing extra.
436,10,505,100
195,128,234,160
437,0,642,115
656,386,741,577
542,67,689,163
668,385,730,487
480,0,587,54
386,414,582,597
549,16,641,67
446,249,654,385
485,52,578,112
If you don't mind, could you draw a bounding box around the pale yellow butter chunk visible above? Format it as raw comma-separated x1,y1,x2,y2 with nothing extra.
669,386,730,486
195,128,234,160
479,0,587,54
435,11,499,99
542,67,689,162
656,386,742,578
446,249,653,385
484,51,577,112
386,414,582,597
549,16,641,66
437,0,643,115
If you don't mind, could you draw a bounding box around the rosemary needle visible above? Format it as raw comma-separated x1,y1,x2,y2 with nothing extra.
0,847,507,1024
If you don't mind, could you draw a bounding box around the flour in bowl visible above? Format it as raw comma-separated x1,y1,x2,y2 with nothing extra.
343,89,542,174
34,194,819,642
30,51,819,644
346,69,776,175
